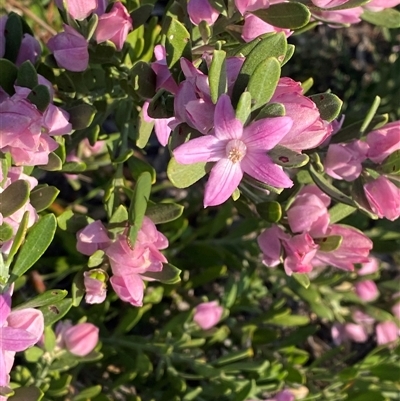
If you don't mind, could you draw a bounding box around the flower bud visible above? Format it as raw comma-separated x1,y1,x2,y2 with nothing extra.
193,301,223,330
83,269,108,304
355,280,379,302
357,257,379,276
366,121,400,163
63,322,99,356
376,321,398,345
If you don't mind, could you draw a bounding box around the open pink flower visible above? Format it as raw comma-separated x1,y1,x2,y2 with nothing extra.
366,121,400,164
55,0,98,20
76,220,111,256
187,0,220,25
242,14,292,42
194,301,223,330
174,94,293,207
355,280,379,302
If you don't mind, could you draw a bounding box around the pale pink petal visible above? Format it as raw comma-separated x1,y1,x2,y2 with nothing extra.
173,135,225,164
214,95,243,141
0,327,37,351
204,159,243,207
241,152,293,188
110,274,144,306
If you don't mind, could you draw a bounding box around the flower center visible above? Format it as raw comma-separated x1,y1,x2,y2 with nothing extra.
225,139,247,163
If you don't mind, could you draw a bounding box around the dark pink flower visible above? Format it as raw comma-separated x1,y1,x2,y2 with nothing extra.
174,94,293,207
95,2,132,50
194,301,223,330
47,25,89,72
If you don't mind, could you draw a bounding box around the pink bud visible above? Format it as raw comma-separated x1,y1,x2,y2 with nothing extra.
343,323,368,343
376,321,398,345
84,270,108,304
94,2,132,51
63,323,99,356
355,280,379,302
234,0,269,15
391,302,400,320
15,34,41,66
364,176,400,221
357,257,379,276
55,0,98,20
275,390,295,401
324,140,368,182
366,121,400,164
47,25,89,72
193,301,223,330
76,220,111,256
187,0,220,25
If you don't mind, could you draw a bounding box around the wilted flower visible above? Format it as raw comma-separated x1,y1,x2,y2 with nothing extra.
193,301,223,330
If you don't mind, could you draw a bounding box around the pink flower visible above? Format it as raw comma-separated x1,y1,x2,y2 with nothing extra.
107,217,168,306
355,280,379,302
275,390,295,401
357,257,379,276
363,0,400,11
56,321,99,356
95,2,132,51
0,288,44,387
76,220,111,256
187,0,220,25
271,78,332,151
313,8,363,25
366,121,400,164
331,323,368,345
47,25,89,72
151,45,179,94
235,0,269,15
311,0,349,7
242,14,292,43
286,185,331,237
15,33,41,66
376,321,398,345
391,302,400,320
257,225,288,267
364,176,400,221
324,140,368,181
55,0,98,20
193,301,223,330
142,101,173,146
83,269,108,304
174,94,293,207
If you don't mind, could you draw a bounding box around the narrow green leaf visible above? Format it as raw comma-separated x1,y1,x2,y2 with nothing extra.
0,180,30,217
313,0,371,10
361,96,381,134
268,145,309,168
267,314,310,326
13,290,68,310
0,223,13,242
72,386,102,401
141,263,181,284
362,9,400,28
314,235,343,252
60,162,87,173
137,106,155,148
252,2,311,29
5,211,30,267
248,57,281,110
379,150,400,175
282,44,295,66
255,102,285,120
128,172,152,247
209,50,227,104
329,203,357,224
11,214,57,281
292,273,310,289
40,298,73,327
30,186,59,212
146,202,184,224
167,157,208,188
235,91,252,125
309,93,343,122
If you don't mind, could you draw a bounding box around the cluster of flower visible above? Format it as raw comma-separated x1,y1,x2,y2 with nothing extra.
77,217,169,307
187,0,400,40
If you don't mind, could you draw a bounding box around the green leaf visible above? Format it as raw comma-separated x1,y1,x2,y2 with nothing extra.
314,235,343,252
167,157,208,188
5,211,30,268
136,108,155,148
141,263,181,284
128,156,156,183
57,210,93,232
40,153,63,171
24,346,44,363
13,290,68,310
8,386,43,401
30,186,59,212
267,314,310,326
209,50,227,104
16,61,38,89
130,4,154,28
89,41,116,63
60,162,87,173
364,305,396,322
0,223,13,242
147,89,174,119
308,93,343,122
11,214,57,281
252,2,311,29
255,102,285,120
309,164,356,207
268,145,309,168
0,180,30,218
66,103,96,130
248,57,281,110
40,298,73,327
235,91,252,125
0,59,18,95
379,150,400,175
361,8,400,28
256,201,282,222
88,250,105,267
360,96,381,134
27,85,51,112
130,61,156,99
282,44,295,66
146,202,184,224
232,33,287,104
165,17,192,80
128,172,152,247
329,203,357,224
292,273,310,289
72,386,102,401
4,12,23,63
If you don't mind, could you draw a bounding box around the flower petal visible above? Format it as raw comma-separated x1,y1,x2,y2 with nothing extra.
173,135,225,164
242,153,293,188
0,327,37,351
214,95,243,140
204,159,243,207
242,117,293,150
